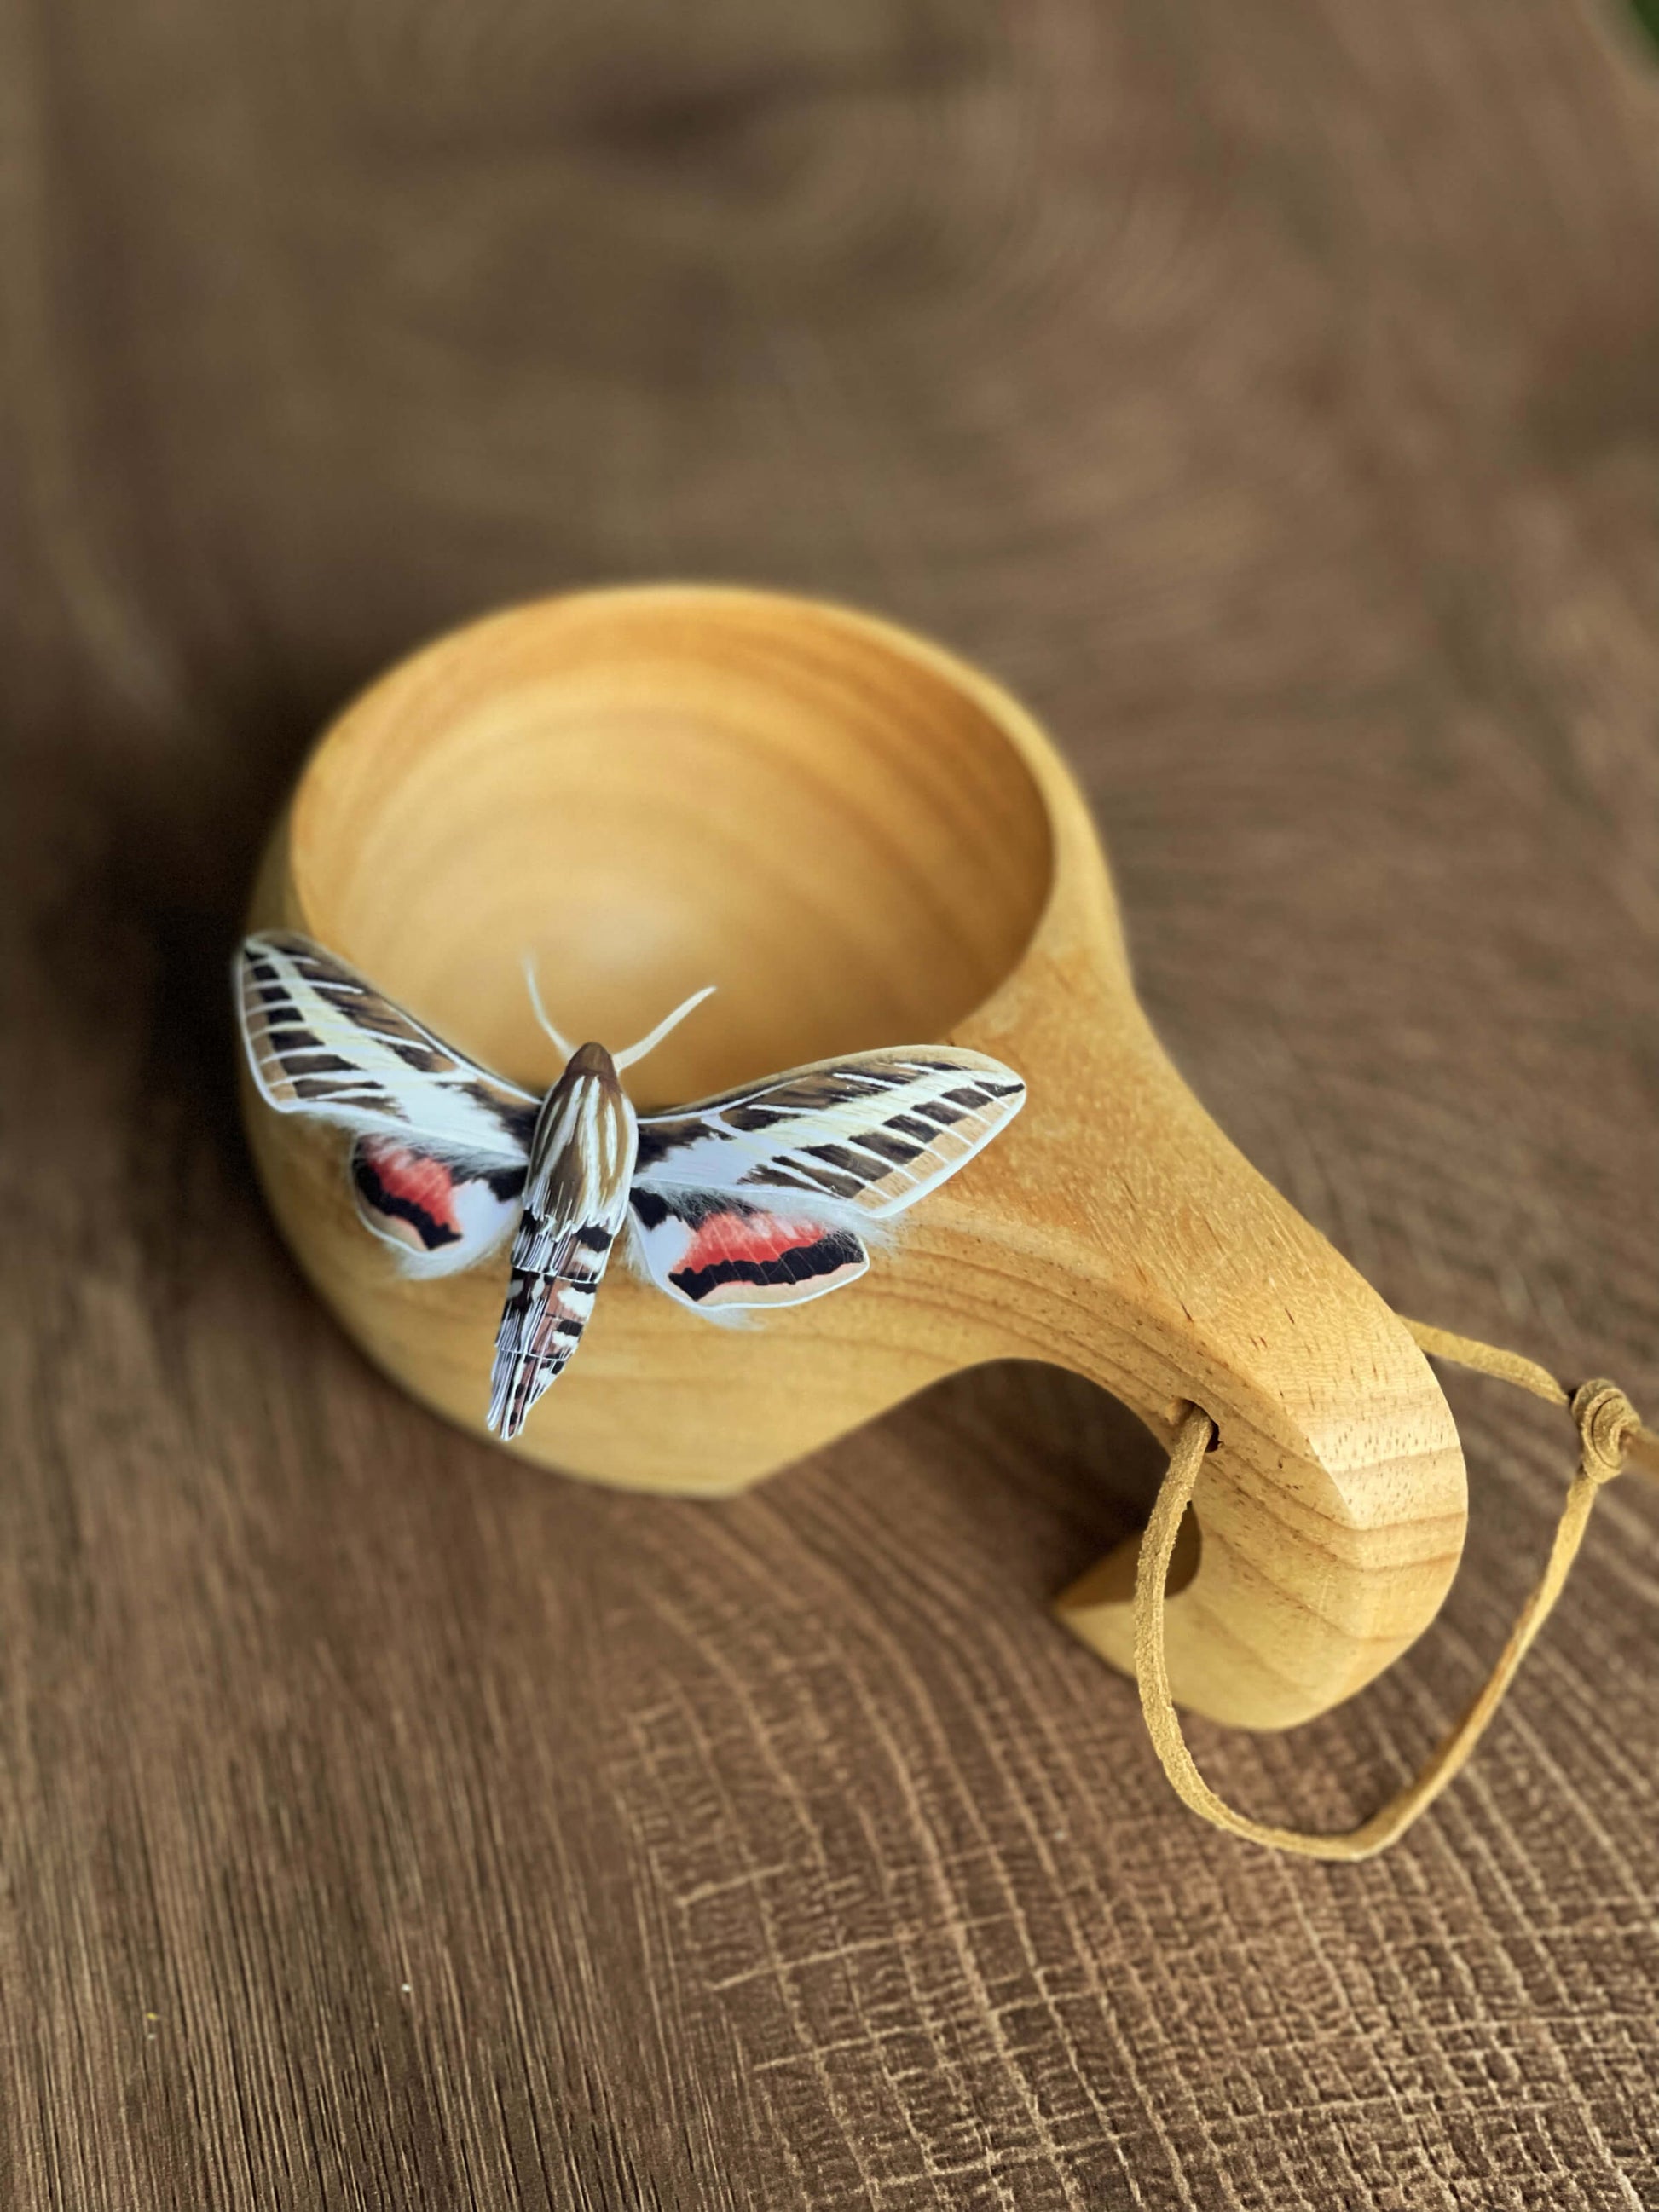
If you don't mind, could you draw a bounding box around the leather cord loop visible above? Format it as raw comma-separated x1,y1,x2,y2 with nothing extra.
1133,1323,1657,1861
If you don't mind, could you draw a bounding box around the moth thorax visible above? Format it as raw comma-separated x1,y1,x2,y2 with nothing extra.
524,1041,638,1217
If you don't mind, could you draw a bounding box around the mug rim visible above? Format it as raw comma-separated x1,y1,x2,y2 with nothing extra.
285,581,1119,1064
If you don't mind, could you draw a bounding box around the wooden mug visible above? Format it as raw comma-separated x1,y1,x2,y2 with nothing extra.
243,585,1465,1732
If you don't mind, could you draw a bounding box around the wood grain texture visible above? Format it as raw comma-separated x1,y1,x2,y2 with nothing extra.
3,0,1657,2205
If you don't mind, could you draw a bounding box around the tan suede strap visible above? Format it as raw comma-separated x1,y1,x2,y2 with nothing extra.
1133,1322,1658,1860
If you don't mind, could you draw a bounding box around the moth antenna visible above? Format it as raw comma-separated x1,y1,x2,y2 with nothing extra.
613,985,717,1073
522,954,575,1061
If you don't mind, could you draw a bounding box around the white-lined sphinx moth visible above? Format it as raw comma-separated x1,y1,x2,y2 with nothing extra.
237,933,1025,1439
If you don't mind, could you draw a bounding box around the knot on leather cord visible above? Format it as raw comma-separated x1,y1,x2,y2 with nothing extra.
1570,1378,1643,1483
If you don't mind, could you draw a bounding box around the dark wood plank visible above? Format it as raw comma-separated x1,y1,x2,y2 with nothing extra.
3,1,1656,2204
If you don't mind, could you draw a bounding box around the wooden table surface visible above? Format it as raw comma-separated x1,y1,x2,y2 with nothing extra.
4,3,1657,2205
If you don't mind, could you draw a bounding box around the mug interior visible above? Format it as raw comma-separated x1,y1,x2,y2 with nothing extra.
292,590,1055,1104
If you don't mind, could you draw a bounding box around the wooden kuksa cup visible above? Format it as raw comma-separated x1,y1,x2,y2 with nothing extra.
243,586,1466,1733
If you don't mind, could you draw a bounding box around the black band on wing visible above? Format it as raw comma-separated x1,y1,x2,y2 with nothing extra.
352,1147,458,1252
669,1227,865,1304
628,1183,870,1311
351,1138,526,1263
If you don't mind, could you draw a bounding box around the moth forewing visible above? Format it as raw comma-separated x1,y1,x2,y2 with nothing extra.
487,1044,639,1439
631,1048,1026,1220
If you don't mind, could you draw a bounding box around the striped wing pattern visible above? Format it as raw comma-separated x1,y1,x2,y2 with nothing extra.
633,1049,1026,1220
238,933,538,1161
487,1046,638,1440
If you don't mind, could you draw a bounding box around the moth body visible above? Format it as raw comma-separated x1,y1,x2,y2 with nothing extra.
488,1044,639,1439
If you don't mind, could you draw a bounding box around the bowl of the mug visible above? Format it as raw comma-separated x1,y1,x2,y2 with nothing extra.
282,586,1057,1106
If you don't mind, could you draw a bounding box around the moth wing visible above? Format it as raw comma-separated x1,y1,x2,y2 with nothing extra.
350,1136,525,1279
633,1047,1025,1221
627,1185,868,1315
487,1050,638,1440
237,932,538,1164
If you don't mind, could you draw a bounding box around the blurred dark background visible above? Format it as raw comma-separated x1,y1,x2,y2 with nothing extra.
3,4,1657,2206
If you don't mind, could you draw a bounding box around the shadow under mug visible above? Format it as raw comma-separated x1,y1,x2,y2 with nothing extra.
242,585,1466,1733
